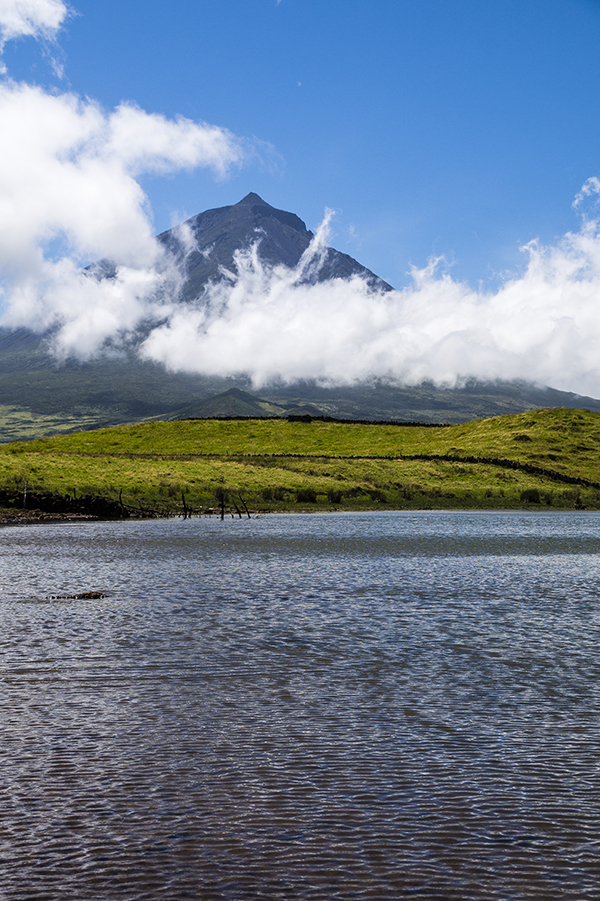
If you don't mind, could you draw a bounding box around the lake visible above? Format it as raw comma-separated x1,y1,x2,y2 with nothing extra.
1,511,599,899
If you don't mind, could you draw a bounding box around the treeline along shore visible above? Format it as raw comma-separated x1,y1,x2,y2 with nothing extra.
1,407,599,520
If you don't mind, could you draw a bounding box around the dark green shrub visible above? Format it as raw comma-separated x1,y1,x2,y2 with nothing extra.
346,486,366,498
296,488,317,503
520,488,541,503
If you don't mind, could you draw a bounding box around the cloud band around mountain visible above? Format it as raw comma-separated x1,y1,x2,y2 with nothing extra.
3,163,600,396
138,203,600,397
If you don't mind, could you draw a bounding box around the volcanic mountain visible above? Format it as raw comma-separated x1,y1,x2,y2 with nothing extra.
1,193,600,441
157,192,392,299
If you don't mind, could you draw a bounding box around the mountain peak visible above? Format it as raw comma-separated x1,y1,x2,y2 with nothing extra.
237,192,267,205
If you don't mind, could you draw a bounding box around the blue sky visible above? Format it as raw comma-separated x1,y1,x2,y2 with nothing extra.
6,0,600,289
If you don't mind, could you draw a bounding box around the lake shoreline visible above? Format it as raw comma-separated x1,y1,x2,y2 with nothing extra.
0,501,590,526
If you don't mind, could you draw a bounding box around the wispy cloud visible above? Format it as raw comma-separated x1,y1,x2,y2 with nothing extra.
572,176,600,212
0,0,68,51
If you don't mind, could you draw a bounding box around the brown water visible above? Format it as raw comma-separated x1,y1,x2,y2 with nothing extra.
1,511,600,899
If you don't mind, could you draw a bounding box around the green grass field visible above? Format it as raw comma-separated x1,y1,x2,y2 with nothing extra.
1,407,599,514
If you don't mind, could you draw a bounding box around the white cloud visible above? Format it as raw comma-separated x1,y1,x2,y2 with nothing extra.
0,81,246,356
138,203,600,398
573,176,600,212
0,0,68,47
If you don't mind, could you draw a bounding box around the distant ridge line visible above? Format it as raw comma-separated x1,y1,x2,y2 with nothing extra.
177,415,453,427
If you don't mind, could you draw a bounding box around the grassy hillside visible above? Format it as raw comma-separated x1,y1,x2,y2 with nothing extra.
1,407,599,514
0,404,132,444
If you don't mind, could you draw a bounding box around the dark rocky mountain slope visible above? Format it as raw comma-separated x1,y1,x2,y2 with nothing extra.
156,192,392,300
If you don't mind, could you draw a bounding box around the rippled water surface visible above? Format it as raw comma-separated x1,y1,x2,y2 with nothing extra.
1,511,600,899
